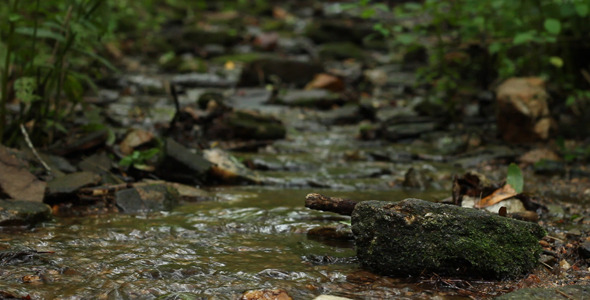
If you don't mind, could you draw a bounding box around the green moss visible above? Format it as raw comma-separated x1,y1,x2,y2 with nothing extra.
352,199,546,279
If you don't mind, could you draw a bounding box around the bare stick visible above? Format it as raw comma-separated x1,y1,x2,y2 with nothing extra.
20,124,51,173
305,193,358,216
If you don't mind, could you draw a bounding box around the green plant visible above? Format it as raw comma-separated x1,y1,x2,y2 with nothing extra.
119,148,161,171
0,0,114,145
506,163,523,193
352,0,590,117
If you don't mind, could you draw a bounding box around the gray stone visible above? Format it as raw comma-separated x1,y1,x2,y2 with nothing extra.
238,57,323,87
157,138,212,185
0,200,52,226
351,199,546,279
277,89,343,109
47,171,102,195
115,184,179,214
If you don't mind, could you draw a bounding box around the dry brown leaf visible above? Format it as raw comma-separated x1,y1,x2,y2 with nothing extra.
0,145,46,202
474,183,518,208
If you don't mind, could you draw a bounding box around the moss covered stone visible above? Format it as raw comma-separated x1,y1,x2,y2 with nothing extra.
351,199,546,279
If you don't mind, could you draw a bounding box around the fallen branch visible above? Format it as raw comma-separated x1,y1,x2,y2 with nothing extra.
20,123,51,174
305,193,358,216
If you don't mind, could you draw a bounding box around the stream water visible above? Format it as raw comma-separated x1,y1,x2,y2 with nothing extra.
0,99,529,299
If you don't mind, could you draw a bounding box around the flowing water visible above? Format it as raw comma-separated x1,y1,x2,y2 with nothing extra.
2,105,472,299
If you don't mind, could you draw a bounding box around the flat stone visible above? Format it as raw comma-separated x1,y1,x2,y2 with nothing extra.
238,57,323,87
157,138,212,184
351,199,546,279
47,171,102,195
277,89,343,109
115,184,179,214
0,200,52,226
0,145,46,203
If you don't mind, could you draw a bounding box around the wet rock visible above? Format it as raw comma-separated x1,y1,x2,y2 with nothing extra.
307,224,353,241
238,57,323,87
318,104,376,125
115,184,179,213
171,73,236,89
205,110,286,140
38,153,76,174
402,167,435,190
0,145,46,202
276,89,344,109
496,77,552,143
46,171,102,195
351,199,546,279
203,148,261,184
157,138,212,185
578,240,590,258
181,26,241,48
159,53,207,73
240,289,292,300
47,128,108,156
380,119,441,141
226,88,273,110
318,42,368,63
0,200,52,226
78,152,120,184
495,285,590,299
305,19,378,46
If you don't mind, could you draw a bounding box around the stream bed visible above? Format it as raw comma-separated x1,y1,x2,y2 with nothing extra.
2,91,589,299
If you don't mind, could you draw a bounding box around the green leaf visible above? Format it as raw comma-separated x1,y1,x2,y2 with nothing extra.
566,95,576,106
488,42,502,54
506,163,523,193
513,32,535,45
14,77,39,103
15,27,65,41
549,56,563,68
544,18,561,35
396,33,416,45
575,4,589,17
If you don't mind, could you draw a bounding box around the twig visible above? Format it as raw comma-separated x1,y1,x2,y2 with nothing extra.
556,289,574,299
20,124,51,174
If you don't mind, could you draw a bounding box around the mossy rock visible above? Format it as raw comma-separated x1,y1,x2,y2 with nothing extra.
0,200,52,226
352,199,546,279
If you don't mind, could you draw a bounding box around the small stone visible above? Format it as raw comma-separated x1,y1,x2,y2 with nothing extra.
579,241,590,258
240,289,292,300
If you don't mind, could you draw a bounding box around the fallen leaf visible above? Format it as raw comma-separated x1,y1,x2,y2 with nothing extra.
0,145,46,202
474,183,518,208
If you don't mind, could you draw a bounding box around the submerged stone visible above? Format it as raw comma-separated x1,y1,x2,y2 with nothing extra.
115,184,179,214
351,199,546,279
0,200,52,226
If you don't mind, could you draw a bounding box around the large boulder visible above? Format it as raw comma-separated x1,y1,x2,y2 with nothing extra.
351,199,546,279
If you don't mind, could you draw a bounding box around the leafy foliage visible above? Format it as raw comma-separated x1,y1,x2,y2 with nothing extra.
353,0,590,116
0,0,113,145
506,163,523,194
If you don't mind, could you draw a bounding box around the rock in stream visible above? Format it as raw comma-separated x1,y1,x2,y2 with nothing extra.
351,199,546,279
